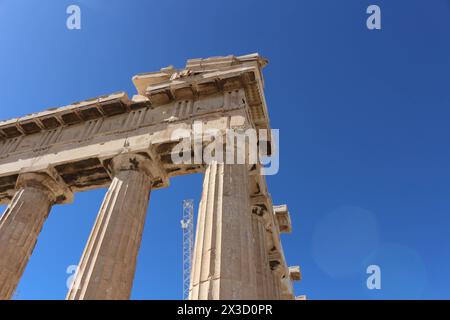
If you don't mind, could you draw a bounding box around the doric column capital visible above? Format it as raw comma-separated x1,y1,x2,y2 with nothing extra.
110,153,155,180
16,171,73,204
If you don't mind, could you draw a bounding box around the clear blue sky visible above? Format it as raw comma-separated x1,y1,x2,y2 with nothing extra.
0,0,449,300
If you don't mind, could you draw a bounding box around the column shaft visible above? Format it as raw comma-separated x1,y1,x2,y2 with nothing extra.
0,186,52,299
189,162,257,300
66,167,152,300
251,213,278,299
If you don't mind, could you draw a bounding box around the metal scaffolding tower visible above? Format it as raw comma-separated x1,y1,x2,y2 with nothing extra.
181,199,194,300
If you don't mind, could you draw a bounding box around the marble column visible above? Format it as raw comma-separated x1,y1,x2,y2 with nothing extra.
66,154,153,300
189,162,258,300
251,207,279,300
0,172,71,300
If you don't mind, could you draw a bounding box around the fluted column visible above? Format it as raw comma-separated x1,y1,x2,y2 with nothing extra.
66,154,153,300
189,162,257,300
251,207,279,300
0,172,72,300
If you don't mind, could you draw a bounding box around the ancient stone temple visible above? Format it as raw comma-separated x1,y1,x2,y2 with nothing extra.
0,54,300,300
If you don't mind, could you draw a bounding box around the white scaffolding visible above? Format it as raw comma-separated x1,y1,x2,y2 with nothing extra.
180,199,194,300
